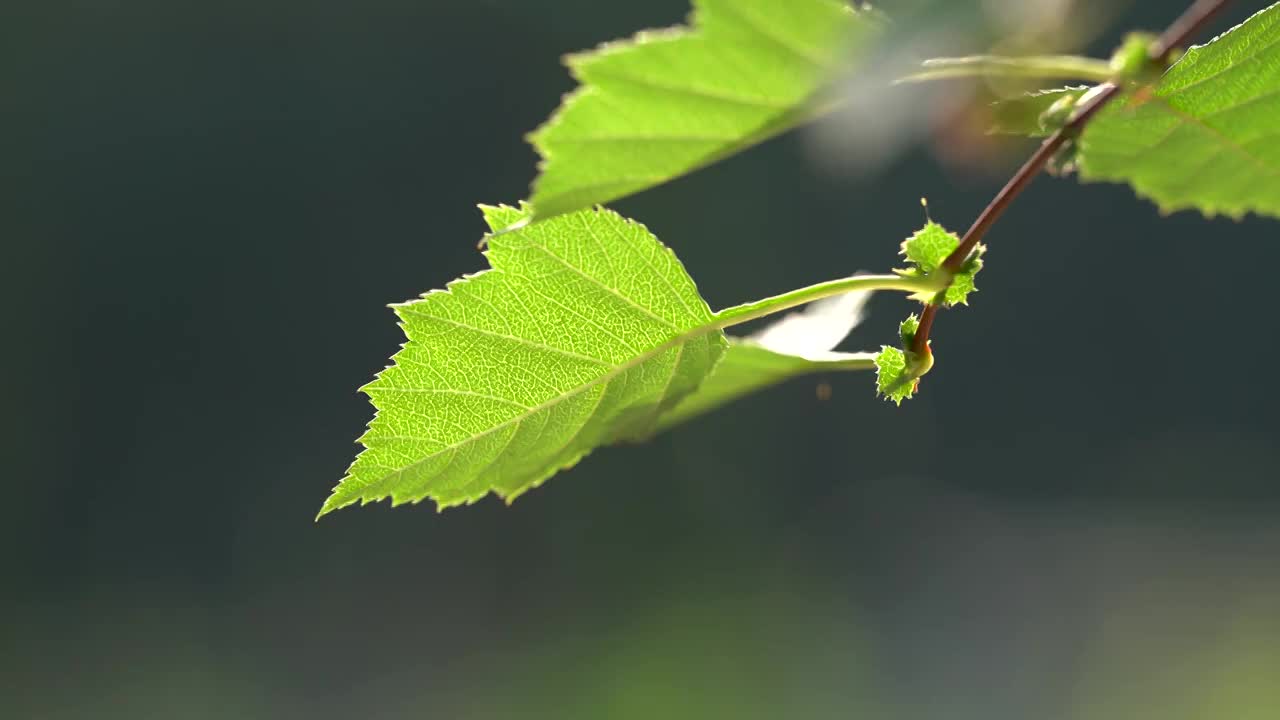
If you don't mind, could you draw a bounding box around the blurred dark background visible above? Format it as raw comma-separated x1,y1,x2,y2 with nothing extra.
4,1,1277,718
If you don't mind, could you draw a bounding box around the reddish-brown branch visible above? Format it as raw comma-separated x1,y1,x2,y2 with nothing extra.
913,304,938,355
1153,0,1235,60
911,0,1231,358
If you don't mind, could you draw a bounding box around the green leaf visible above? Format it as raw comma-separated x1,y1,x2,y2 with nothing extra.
898,221,983,306
874,315,926,405
656,340,874,431
1079,3,1280,219
320,205,727,515
525,0,879,222
898,313,920,346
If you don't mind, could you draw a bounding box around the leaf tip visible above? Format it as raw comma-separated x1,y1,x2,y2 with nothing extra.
315,492,348,521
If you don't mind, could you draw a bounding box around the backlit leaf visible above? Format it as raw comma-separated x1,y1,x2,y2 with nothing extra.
658,291,876,429
875,315,926,405
525,0,880,222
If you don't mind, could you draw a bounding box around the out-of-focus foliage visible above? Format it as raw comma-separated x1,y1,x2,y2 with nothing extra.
322,206,726,514
875,314,925,405
526,0,881,221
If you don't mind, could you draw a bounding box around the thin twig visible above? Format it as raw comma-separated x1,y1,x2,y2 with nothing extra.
910,0,1232,358
1152,0,1235,60
913,303,937,355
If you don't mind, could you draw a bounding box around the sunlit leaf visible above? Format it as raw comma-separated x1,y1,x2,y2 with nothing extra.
898,221,982,306
321,206,726,514
875,315,926,405
525,0,881,222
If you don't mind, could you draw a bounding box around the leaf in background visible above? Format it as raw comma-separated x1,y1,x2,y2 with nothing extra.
658,291,875,431
525,0,880,222
321,206,726,515
1079,3,1280,219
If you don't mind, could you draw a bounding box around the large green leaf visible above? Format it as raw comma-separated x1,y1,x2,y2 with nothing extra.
525,0,879,222
320,206,726,515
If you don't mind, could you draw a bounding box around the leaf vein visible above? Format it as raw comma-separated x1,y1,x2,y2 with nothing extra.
397,305,612,365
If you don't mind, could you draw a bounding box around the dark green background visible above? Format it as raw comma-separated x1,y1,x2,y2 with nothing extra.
4,1,1277,718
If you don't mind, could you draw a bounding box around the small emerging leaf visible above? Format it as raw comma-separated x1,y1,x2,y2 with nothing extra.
874,346,913,405
898,222,983,306
898,313,920,347
875,316,929,405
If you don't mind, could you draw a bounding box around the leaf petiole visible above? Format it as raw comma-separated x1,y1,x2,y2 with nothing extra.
712,272,946,330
